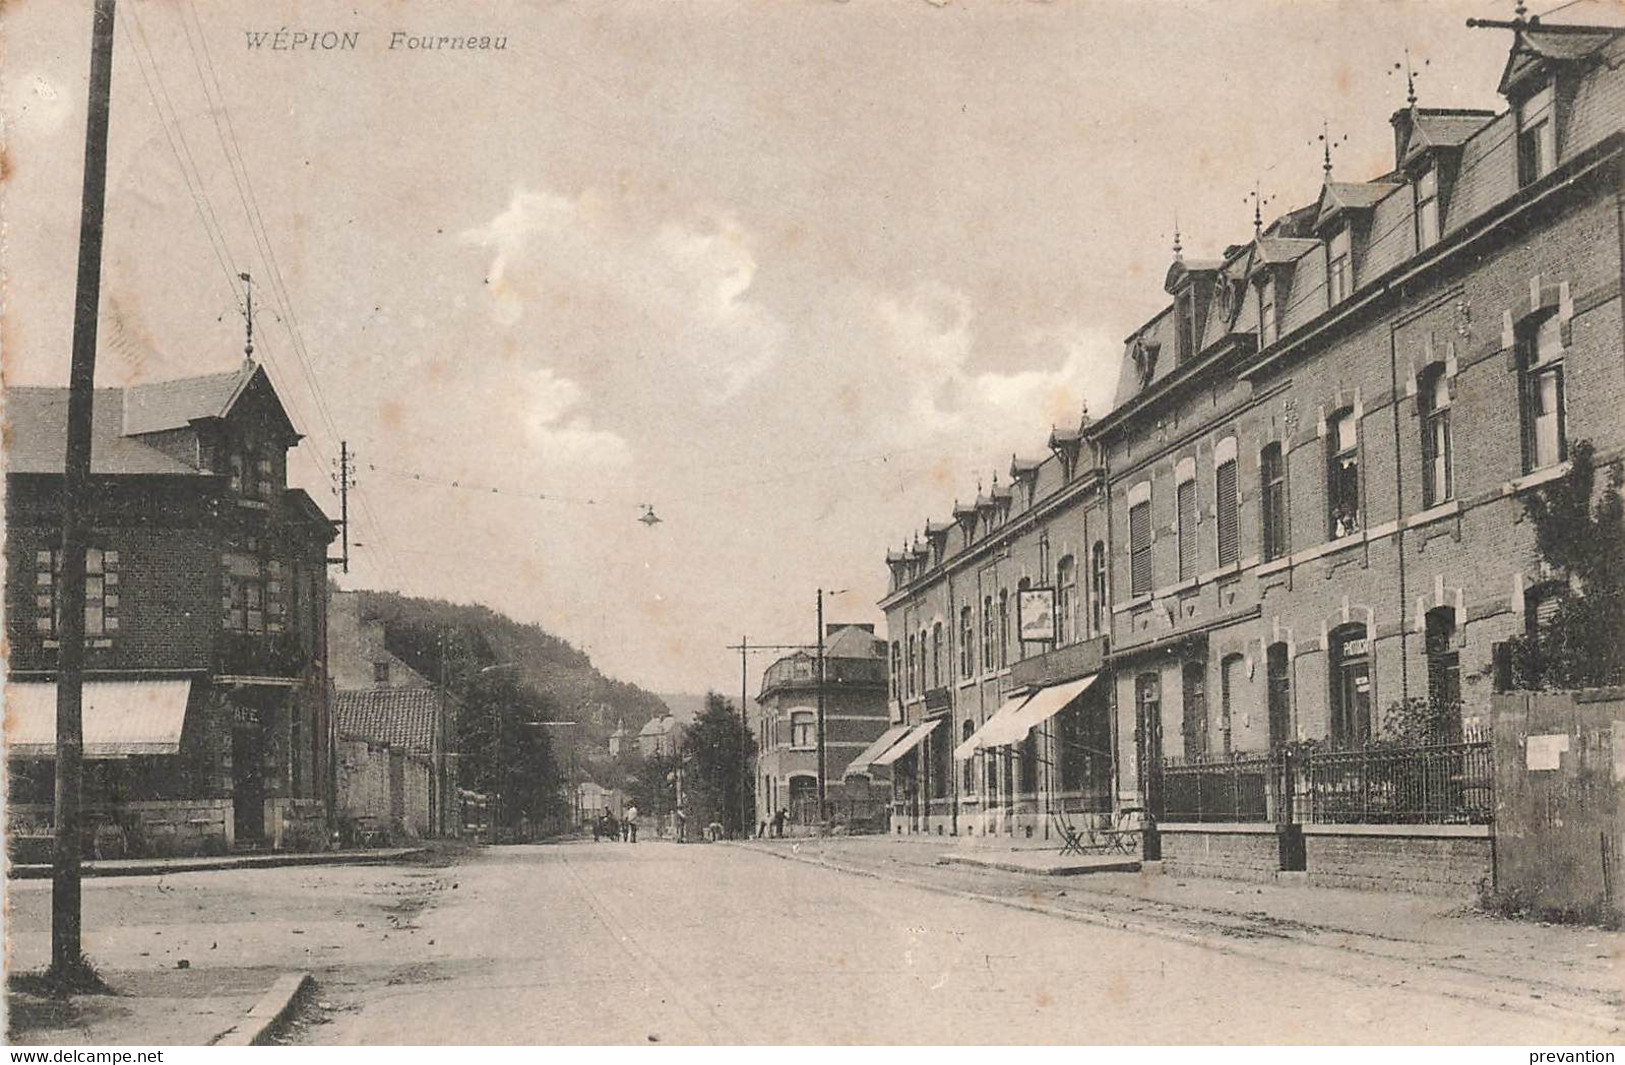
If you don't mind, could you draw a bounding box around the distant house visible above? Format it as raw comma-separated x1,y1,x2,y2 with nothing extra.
637,714,682,759
4,362,336,857
327,591,459,838
750,624,891,832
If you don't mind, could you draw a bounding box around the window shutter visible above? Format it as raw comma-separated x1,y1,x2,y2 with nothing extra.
1215,460,1239,566
1129,502,1152,595
1177,479,1198,580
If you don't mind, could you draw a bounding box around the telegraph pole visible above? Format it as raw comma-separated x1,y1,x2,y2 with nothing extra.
739,636,749,835
726,638,812,835
329,442,353,573
53,0,117,979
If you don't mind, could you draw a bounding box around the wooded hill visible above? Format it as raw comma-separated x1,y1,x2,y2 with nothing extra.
350,590,675,756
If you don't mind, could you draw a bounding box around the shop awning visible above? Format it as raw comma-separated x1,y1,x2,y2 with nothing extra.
845,724,912,776
5,680,193,758
871,718,941,767
954,690,1034,761
986,674,1099,748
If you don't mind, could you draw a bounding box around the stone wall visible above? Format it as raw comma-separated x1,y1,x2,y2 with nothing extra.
1302,825,1493,896
7,800,233,861
1158,823,1284,882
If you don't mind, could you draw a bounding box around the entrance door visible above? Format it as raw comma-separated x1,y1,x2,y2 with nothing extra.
1135,673,1164,819
232,723,266,847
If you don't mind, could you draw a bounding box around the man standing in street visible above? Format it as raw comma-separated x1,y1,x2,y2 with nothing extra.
625,803,639,843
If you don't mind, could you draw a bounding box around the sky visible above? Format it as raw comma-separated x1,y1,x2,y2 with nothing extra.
2,0,1546,695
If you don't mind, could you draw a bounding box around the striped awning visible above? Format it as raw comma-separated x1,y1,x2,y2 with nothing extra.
845,724,912,776
5,679,193,757
953,690,1034,761
871,718,941,767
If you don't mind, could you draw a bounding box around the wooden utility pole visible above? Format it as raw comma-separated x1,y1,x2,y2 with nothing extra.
816,590,827,817
53,0,117,977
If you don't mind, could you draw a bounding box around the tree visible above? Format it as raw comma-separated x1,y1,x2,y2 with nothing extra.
1506,441,1625,689
680,693,757,838
456,671,567,836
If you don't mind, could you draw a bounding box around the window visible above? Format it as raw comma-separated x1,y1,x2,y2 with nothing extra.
1260,276,1279,346
1266,642,1292,748
1420,369,1453,506
998,590,1010,668
1089,541,1107,636
790,711,815,749
1181,660,1208,759
962,719,976,792
1057,556,1077,645
1175,293,1195,364
919,629,929,692
1261,443,1288,561
1215,457,1239,567
1016,576,1032,657
1219,654,1246,756
223,552,284,634
1329,624,1372,748
1328,227,1353,304
1129,501,1153,596
890,641,902,701
1326,411,1360,539
931,622,943,688
1415,168,1441,250
1518,83,1557,187
1520,314,1567,472
906,633,917,698
1425,609,1462,744
373,661,391,684
982,595,995,671
1525,580,1566,642
1177,477,1199,581
959,607,974,679
230,445,275,501
36,547,117,638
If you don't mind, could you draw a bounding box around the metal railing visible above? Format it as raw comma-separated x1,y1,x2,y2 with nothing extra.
1152,739,1494,826
1299,741,1494,825
1159,753,1277,823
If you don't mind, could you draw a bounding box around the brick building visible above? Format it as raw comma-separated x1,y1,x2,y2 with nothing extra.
752,623,891,832
5,361,337,856
878,16,1625,891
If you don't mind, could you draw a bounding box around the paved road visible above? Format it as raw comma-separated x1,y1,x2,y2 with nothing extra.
309,841,1614,1044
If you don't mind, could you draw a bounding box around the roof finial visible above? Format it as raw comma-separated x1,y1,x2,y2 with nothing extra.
1321,120,1334,181
1252,183,1264,240
239,271,256,362
1404,47,1419,109
1514,0,1528,20
1172,213,1184,262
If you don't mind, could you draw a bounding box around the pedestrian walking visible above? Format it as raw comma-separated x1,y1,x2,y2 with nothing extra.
674,806,687,843
625,803,639,843
773,807,787,838
757,819,767,839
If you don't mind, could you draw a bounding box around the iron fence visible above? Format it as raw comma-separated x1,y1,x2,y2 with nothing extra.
1299,741,1494,824
1159,753,1278,823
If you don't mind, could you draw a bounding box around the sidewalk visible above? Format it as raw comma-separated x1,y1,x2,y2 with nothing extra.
6,847,426,880
736,834,1625,1033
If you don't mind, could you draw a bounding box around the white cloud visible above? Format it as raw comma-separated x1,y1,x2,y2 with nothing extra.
463,187,783,401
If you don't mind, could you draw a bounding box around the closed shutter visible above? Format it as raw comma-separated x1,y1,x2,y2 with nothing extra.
1177,479,1198,580
1129,502,1152,595
1215,459,1239,566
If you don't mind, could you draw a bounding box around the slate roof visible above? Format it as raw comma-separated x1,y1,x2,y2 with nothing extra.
333,688,444,754
6,388,204,476
122,364,258,436
825,625,884,660
1402,110,1496,165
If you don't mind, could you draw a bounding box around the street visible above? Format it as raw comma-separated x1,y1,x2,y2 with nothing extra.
6,840,1620,1044
302,842,1613,1044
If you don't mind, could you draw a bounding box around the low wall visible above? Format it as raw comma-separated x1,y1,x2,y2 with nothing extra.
7,800,233,861
1303,824,1493,898
266,797,327,852
1158,823,1283,882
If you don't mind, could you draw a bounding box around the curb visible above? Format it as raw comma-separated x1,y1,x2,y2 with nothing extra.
214,971,312,1047
7,849,427,880
730,841,1623,1037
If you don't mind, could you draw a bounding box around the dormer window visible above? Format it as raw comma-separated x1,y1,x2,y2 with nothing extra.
1259,276,1279,346
1518,83,1557,187
1327,228,1353,305
230,443,275,502
1415,168,1441,250
1175,293,1195,364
